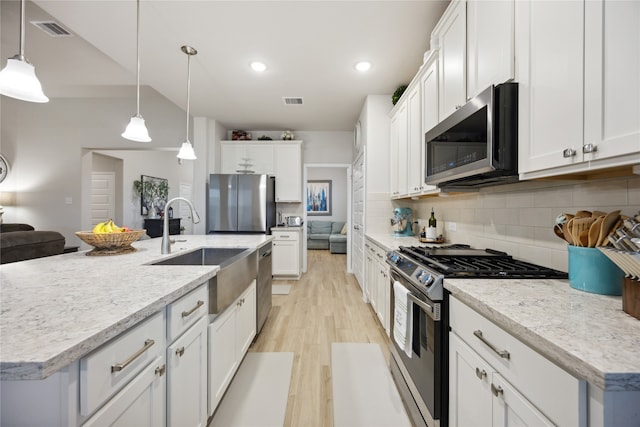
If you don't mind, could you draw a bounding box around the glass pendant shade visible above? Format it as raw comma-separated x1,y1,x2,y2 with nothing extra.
0,57,48,103
122,115,151,142
177,140,197,160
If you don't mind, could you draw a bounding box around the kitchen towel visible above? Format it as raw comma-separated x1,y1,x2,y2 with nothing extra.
393,281,412,358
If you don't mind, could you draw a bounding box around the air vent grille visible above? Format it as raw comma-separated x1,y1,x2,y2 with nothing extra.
282,97,304,105
31,21,73,37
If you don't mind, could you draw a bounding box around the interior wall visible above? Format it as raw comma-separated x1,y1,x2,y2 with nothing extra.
307,167,347,222
409,176,640,272
0,87,187,245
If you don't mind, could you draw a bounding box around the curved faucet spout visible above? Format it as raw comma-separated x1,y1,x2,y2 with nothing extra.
161,197,200,254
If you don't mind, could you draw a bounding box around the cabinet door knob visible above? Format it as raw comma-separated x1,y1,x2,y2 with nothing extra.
491,383,504,397
562,148,577,158
155,364,166,377
475,367,487,380
582,143,598,154
175,347,185,357
455,105,462,110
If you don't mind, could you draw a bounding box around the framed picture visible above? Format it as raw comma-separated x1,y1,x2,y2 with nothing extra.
307,180,332,216
140,175,168,217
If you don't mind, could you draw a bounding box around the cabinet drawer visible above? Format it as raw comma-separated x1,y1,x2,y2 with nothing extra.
167,284,208,343
80,311,165,416
273,231,299,241
449,296,584,426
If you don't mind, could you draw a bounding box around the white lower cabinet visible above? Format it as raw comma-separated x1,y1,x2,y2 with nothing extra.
208,280,257,415
365,238,390,335
449,296,585,427
166,316,208,427
83,355,166,427
272,229,301,278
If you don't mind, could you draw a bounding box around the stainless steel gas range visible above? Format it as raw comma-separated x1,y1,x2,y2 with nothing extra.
386,244,567,427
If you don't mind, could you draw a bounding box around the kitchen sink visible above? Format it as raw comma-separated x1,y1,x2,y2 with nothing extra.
151,247,252,267
152,247,257,314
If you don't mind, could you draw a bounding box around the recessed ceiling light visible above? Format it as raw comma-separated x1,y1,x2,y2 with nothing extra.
355,61,372,72
250,61,267,72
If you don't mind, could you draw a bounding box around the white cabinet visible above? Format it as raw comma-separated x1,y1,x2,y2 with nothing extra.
166,285,208,427
466,0,514,99
407,83,423,195
82,356,166,427
272,228,301,278
421,54,439,136
220,142,274,175
449,296,584,427
389,111,400,198
517,0,640,178
274,142,302,202
220,141,302,202
434,0,467,120
208,281,256,415
389,101,408,198
365,238,390,335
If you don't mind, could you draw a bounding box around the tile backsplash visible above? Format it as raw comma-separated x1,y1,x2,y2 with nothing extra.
409,175,640,272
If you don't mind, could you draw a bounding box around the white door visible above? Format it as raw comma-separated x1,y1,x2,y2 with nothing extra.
352,152,366,290
91,172,115,226
179,183,193,234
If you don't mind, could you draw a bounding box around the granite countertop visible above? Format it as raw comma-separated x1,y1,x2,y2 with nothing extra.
445,278,640,392
365,232,423,250
0,234,272,381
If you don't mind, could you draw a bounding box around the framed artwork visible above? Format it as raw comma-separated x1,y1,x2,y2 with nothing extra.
140,175,168,216
307,180,332,216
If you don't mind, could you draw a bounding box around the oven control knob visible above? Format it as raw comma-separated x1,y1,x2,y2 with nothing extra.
417,271,433,285
390,254,400,264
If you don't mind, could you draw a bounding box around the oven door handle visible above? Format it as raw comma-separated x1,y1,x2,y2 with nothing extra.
407,292,440,321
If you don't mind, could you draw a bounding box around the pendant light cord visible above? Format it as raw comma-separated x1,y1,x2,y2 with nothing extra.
185,53,191,142
19,0,25,59
135,0,141,116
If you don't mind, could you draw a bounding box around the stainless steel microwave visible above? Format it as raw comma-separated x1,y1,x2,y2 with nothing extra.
424,82,518,190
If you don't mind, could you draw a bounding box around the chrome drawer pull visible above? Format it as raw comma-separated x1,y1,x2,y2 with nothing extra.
491,383,504,397
111,339,155,372
473,330,510,359
176,347,185,357
475,367,487,380
582,143,598,154
181,300,204,318
563,148,576,158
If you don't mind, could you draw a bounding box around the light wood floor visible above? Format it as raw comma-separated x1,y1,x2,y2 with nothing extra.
249,250,390,427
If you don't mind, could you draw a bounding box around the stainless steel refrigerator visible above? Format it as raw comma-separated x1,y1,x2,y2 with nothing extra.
207,174,276,234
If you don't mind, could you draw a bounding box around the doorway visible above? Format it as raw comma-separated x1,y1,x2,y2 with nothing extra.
302,163,352,274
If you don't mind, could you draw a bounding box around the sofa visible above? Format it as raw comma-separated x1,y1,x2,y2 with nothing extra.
307,220,347,254
0,223,66,264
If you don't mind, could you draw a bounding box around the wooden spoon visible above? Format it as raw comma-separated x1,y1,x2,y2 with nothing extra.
596,210,621,247
588,216,604,247
572,217,597,246
564,219,575,245
575,210,592,218
554,224,568,242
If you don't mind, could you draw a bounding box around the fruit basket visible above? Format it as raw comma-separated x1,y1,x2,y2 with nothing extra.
75,229,146,256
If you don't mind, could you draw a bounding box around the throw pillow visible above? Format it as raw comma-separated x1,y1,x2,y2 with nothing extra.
341,223,347,234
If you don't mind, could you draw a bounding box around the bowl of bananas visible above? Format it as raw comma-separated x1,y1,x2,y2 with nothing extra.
75,220,146,256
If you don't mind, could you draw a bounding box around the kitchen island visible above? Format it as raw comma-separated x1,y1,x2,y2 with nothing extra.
0,234,272,425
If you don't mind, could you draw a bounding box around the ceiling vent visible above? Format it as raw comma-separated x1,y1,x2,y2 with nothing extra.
282,97,304,106
31,21,74,37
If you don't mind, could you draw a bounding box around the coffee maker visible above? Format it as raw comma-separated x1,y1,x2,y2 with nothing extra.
390,207,414,236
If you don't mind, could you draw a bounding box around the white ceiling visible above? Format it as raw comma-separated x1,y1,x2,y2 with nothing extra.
1,0,449,131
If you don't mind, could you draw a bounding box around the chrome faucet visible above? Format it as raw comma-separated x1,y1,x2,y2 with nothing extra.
161,197,200,254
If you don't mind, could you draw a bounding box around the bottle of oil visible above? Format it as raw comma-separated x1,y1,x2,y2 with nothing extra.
426,208,437,241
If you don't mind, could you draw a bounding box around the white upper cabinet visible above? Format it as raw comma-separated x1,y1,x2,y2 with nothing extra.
420,54,439,195
220,143,274,175
517,0,640,178
466,0,515,99
407,84,423,195
583,0,640,162
273,142,302,202
434,0,467,120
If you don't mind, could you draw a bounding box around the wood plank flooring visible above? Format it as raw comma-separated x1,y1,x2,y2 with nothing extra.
249,250,390,427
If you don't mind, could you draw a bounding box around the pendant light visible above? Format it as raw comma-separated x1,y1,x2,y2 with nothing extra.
177,45,197,160
121,0,151,142
0,0,49,103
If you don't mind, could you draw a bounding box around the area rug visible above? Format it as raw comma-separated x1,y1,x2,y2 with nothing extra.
331,343,411,427
272,284,291,295
211,352,294,427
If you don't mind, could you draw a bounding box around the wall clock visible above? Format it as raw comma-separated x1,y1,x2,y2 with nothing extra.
0,154,9,184
354,121,362,150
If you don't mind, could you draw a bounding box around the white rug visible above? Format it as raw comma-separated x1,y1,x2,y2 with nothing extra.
211,352,294,427
272,285,291,295
332,343,411,427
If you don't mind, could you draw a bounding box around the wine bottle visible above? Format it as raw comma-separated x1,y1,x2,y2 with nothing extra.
426,208,437,241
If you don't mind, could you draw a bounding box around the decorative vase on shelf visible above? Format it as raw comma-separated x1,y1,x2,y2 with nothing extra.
281,130,294,140
148,204,158,219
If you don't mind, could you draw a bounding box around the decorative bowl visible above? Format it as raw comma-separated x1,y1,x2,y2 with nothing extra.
75,229,146,256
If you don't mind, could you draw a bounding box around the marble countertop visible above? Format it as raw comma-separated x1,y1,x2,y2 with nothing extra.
365,232,423,250
445,278,640,391
0,234,272,381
